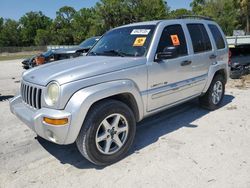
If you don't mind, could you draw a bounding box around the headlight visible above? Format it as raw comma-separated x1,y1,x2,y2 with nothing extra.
45,81,60,106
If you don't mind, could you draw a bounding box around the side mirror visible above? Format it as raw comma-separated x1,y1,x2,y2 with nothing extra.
156,46,178,61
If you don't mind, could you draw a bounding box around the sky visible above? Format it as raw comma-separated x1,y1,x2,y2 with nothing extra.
0,0,193,20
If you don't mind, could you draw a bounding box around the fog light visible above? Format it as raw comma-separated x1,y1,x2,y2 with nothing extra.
43,117,68,126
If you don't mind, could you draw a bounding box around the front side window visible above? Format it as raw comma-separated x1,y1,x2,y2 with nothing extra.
187,24,212,53
156,24,188,56
208,24,225,49
88,25,156,57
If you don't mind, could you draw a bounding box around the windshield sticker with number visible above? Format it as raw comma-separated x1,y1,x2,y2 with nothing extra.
170,35,180,46
131,29,151,35
133,37,147,46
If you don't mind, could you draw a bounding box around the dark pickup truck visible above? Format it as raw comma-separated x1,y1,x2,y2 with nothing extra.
22,36,100,69
230,44,250,79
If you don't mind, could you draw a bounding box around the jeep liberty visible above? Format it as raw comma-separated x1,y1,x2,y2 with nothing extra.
10,17,229,165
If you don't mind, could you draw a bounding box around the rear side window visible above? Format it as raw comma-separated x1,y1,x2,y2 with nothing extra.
156,24,188,56
187,24,212,53
208,24,225,49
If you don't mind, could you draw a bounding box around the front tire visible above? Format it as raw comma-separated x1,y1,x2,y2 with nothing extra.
76,99,136,166
199,74,225,110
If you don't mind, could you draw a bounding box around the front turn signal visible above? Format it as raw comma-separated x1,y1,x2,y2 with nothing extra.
43,117,68,126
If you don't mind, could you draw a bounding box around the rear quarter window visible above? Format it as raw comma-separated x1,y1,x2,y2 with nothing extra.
187,23,212,53
208,24,225,49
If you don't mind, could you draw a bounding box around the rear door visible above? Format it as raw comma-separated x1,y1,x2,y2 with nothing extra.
207,24,228,66
185,23,215,92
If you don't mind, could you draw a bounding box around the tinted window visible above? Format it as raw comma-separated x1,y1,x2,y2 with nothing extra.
156,24,187,56
88,25,155,57
187,24,212,53
208,24,225,49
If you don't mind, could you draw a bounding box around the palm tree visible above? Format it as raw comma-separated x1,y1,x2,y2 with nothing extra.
239,0,250,33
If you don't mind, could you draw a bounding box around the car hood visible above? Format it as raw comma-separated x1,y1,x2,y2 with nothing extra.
22,56,145,86
53,47,81,54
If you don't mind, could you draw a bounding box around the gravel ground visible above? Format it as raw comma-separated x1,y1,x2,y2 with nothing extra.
0,60,250,188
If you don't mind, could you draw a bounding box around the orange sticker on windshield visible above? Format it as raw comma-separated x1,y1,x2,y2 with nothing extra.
133,37,146,46
171,35,180,46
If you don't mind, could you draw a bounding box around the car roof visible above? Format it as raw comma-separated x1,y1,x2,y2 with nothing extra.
116,19,217,29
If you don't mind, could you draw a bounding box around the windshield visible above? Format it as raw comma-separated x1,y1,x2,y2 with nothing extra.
88,25,156,57
42,50,53,57
79,37,100,49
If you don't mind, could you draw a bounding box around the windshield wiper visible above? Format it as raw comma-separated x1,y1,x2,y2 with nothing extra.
103,50,126,57
88,51,102,56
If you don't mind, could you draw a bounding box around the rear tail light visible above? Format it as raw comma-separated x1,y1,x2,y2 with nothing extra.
228,50,232,66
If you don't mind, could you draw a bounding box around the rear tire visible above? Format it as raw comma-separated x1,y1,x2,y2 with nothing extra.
76,99,136,166
199,74,225,110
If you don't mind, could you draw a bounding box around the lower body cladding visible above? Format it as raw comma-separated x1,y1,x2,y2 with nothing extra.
10,95,82,145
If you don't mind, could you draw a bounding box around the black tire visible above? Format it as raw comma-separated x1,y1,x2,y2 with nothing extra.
199,74,225,110
76,99,136,166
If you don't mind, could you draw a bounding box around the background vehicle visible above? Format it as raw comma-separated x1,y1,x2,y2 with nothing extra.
227,35,250,79
10,17,229,165
229,44,250,79
22,36,100,69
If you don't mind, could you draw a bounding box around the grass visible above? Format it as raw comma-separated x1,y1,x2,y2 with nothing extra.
0,54,33,61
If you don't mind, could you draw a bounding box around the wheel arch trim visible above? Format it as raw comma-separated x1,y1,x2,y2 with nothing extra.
63,80,144,144
202,62,229,94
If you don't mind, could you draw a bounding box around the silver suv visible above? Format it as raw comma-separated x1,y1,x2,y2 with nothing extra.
10,17,229,165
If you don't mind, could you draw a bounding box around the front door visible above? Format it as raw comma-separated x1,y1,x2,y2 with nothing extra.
147,24,194,111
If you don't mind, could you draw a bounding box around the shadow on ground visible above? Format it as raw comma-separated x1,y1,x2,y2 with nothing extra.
37,95,234,169
0,95,14,102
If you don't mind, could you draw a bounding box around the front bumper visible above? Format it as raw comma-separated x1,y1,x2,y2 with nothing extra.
10,95,71,144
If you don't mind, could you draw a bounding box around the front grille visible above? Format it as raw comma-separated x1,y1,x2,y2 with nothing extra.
21,82,42,109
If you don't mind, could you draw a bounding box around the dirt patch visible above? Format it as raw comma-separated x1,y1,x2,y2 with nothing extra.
227,75,250,89
226,105,238,110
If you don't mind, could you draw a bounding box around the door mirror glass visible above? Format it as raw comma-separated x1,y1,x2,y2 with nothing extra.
156,46,178,61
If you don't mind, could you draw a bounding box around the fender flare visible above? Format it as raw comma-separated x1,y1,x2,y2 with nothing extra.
202,62,229,94
63,80,144,144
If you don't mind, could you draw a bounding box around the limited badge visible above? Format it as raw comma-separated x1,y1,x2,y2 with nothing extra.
170,35,180,46
133,37,146,46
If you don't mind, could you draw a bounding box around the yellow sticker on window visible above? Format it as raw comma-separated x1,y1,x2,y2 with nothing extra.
133,37,146,47
171,35,180,46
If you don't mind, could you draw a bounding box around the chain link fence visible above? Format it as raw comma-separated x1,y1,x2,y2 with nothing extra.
0,46,47,53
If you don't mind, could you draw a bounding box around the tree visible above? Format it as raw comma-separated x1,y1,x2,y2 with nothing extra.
51,6,76,45
190,0,206,15
236,0,250,33
94,0,169,32
169,8,193,19
131,0,170,22
19,11,52,46
191,0,240,35
0,19,21,47
0,17,3,30
34,29,52,46
72,8,96,43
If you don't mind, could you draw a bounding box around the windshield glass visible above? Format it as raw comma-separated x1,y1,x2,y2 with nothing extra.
42,50,53,57
88,25,156,57
79,37,99,49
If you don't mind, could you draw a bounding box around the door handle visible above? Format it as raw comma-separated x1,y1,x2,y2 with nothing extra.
209,54,217,59
181,60,192,66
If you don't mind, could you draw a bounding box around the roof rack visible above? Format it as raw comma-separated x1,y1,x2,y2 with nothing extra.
177,15,213,21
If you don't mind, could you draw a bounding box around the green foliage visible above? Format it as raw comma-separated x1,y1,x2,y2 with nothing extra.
190,0,241,35
0,19,21,47
95,0,169,32
72,8,97,43
50,6,76,45
169,8,193,19
19,11,52,46
0,0,250,47
34,29,52,46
